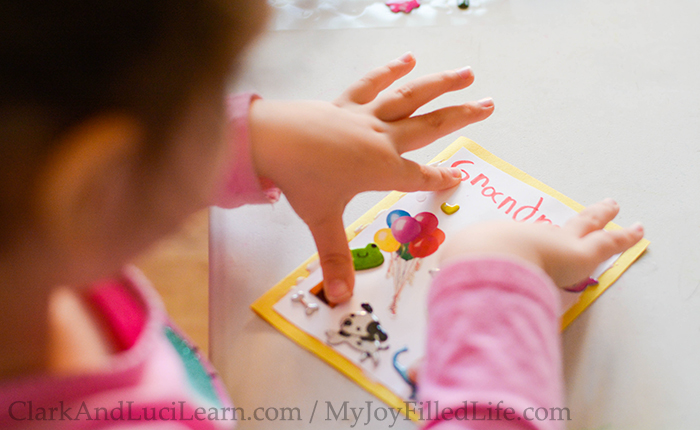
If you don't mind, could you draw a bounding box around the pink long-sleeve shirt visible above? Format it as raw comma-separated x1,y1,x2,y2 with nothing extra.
420,258,564,430
0,94,564,430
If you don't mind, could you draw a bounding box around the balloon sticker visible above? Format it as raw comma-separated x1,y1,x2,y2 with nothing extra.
391,216,422,243
386,209,410,228
374,228,401,253
377,210,446,313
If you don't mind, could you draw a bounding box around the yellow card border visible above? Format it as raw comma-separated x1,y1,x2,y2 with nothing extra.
251,137,650,420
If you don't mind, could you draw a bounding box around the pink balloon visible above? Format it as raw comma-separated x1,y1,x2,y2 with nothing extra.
391,216,422,243
414,212,438,238
409,235,439,258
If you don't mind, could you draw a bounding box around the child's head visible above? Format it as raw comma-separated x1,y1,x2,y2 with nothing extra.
0,0,267,284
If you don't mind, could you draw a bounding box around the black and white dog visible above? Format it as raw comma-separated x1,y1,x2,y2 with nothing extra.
326,303,389,365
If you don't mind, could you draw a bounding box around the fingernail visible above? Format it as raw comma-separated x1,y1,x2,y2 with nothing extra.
327,280,349,302
631,222,644,232
477,97,494,108
456,66,473,79
398,52,414,63
603,198,618,206
449,167,463,179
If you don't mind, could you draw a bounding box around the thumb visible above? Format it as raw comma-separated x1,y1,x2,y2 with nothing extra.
307,215,355,304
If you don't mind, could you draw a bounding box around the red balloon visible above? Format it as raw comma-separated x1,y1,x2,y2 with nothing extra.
414,212,438,238
431,228,445,245
409,235,439,258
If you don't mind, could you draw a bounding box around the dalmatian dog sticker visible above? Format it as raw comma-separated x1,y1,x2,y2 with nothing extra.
326,303,389,365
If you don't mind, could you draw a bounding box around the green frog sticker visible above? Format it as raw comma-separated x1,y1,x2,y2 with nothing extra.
351,243,385,270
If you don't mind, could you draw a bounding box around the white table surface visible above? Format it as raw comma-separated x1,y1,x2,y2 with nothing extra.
209,1,700,428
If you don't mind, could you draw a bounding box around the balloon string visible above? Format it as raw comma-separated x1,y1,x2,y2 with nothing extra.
387,252,396,278
390,256,421,314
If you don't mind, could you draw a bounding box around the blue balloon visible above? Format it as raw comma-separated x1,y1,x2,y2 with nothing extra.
386,209,410,227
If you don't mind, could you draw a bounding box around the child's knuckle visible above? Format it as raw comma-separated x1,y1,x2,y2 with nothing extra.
578,217,597,231
615,231,633,247
386,62,403,74
602,203,616,216
587,212,605,226
443,70,460,83
461,103,478,117
320,251,353,267
602,235,621,251
423,112,445,129
358,75,379,89
417,164,436,185
396,84,415,99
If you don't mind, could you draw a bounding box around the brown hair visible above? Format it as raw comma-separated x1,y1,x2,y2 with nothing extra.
0,0,267,246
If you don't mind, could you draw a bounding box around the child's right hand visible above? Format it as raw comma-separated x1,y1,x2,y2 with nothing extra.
249,53,494,303
439,199,645,287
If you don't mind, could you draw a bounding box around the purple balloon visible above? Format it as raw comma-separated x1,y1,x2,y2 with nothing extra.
386,209,410,227
391,216,422,244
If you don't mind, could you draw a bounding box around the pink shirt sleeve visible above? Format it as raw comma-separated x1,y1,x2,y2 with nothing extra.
213,93,281,208
419,257,565,430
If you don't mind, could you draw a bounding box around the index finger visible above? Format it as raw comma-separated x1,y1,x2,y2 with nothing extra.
307,214,356,304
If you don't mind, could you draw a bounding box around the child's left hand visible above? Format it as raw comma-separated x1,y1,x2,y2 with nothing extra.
249,53,494,303
439,199,645,288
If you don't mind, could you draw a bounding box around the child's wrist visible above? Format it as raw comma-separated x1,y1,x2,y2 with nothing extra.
438,222,546,274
